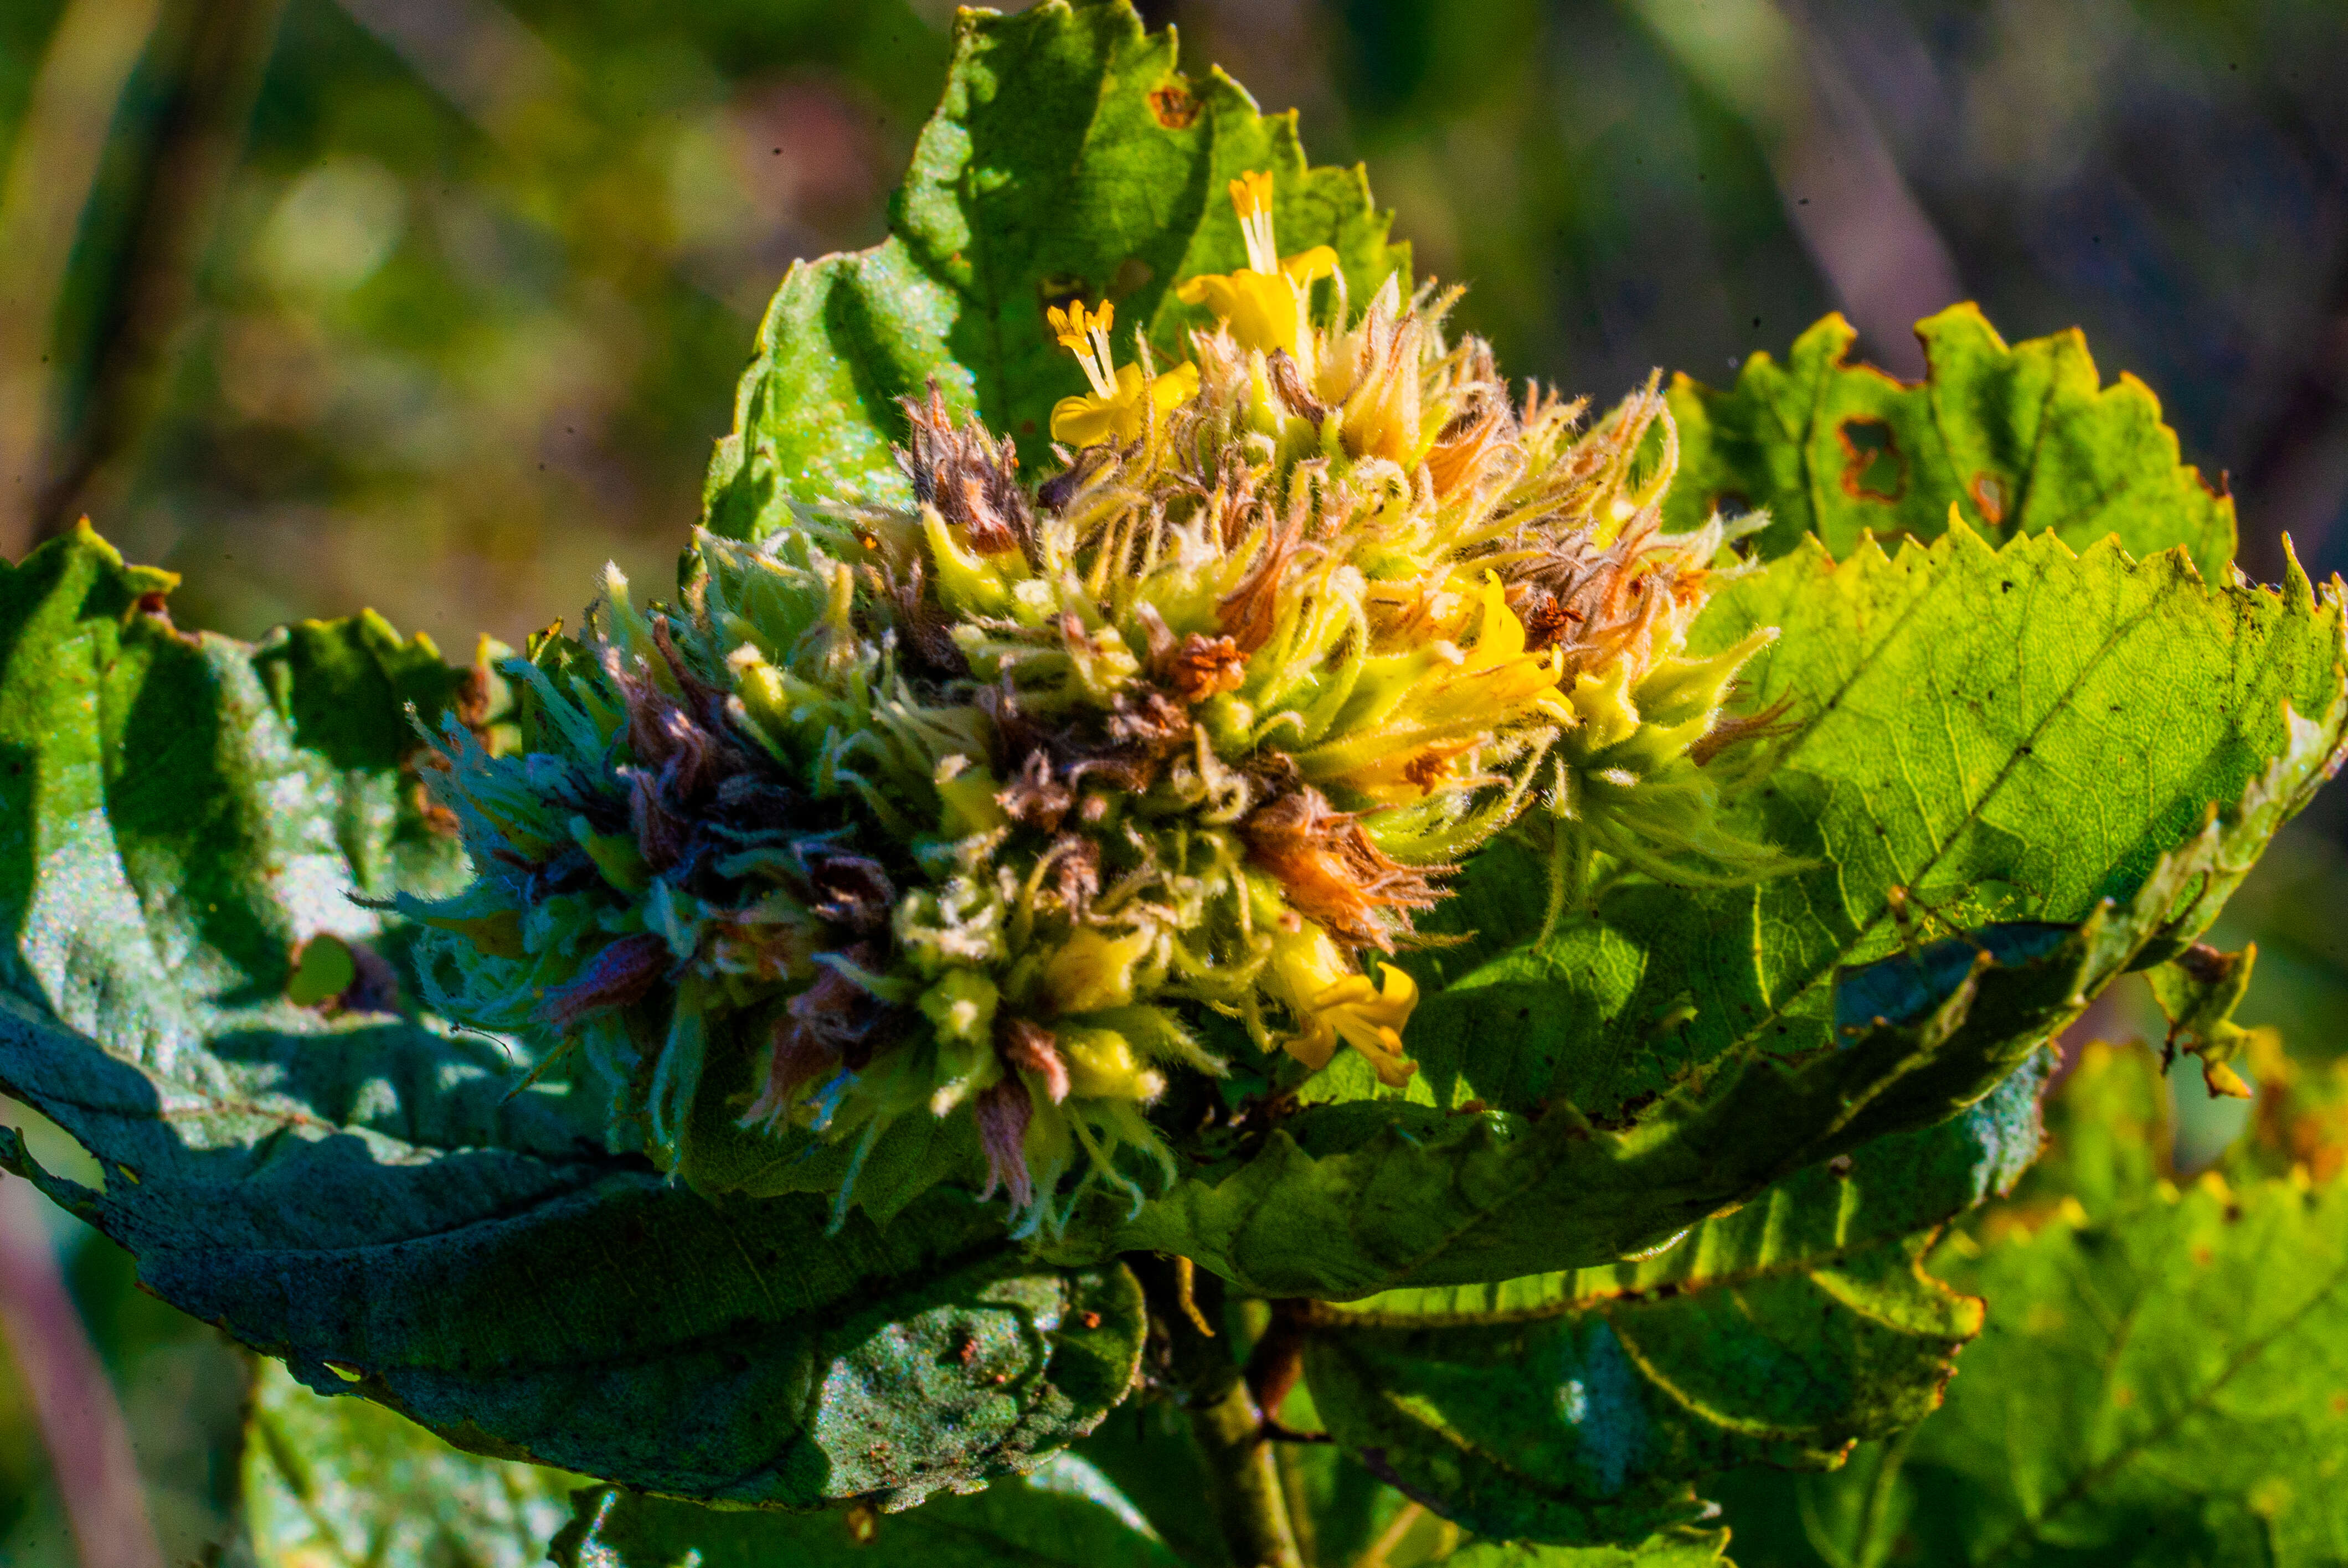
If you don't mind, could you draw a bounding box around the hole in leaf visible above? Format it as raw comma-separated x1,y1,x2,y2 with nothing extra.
1970,470,2010,526
287,933,400,1013
1148,82,1201,128
1837,416,1905,502
287,934,357,1007
1711,489,1753,522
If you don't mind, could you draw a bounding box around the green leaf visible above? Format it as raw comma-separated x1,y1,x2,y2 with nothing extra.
1708,1042,2344,1567
1413,527,2341,1125
1664,304,2236,575
1047,527,2345,1296
1290,1063,2045,1546
1072,1392,1726,1568
701,0,1405,535
252,610,471,777
245,1358,580,1568
2145,941,2260,1098
0,525,1147,1508
1069,1396,1245,1568
4,1117,1144,1509
550,1455,1189,1568
1810,1173,2348,1566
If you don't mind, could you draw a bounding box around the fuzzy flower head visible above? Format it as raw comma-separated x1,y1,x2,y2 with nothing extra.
402,169,1786,1236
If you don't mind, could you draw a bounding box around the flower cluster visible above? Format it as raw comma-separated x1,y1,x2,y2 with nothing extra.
404,172,1785,1234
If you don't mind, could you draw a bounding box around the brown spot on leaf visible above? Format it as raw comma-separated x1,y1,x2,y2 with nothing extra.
1109,256,1155,298
1148,82,1201,128
1970,470,2010,526
1838,416,1905,502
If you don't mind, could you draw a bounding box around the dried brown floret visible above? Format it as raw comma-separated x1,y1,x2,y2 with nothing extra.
1241,787,1449,952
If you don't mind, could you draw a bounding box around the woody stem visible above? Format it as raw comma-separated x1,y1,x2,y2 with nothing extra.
1132,1254,1306,1568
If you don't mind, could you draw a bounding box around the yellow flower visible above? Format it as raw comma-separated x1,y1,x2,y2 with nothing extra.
1300,574,1572,802
1266,921,1419,1087
1044,926,1156,1014
1047,298,1200,446
1174,170,1339,357
1051,362,1201,447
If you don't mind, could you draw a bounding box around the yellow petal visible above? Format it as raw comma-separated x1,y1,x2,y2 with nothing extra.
1465,573,1527,666
1150,361,1201,417
1176,269,1299,356
1280,245,1338,285
1051,393,1118,447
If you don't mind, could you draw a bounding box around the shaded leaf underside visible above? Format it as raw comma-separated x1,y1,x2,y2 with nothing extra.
554,1452,1187,1568
1292,1062,2044,1545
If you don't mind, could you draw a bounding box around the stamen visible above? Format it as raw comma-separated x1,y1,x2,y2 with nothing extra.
1229,169,1279,275
1089,313,1117,388
1049,301,1120,398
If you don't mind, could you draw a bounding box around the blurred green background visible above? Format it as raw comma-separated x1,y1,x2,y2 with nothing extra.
2,0,2346,1560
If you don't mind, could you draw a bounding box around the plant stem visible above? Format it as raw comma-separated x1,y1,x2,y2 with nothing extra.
1132,1255,1306,1568
0,0,171,558
31,0,290,542
0,1173,164,1568
1191,1366,1306,1568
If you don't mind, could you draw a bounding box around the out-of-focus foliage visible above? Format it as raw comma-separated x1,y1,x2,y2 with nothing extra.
0,1100,246,1565
6,0,959,649
1712,1038,2348,1566
245,1359,578,1568
7,0,2348,640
